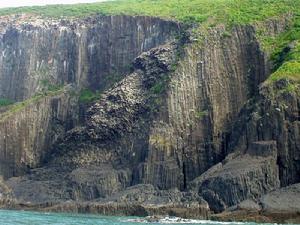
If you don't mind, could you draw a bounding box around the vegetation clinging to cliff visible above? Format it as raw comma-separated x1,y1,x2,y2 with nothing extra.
0,87,66,122
79,89,102,103
0,99,14,107
266,41,300,93
265,23,300,87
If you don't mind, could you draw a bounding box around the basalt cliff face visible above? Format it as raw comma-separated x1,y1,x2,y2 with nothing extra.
0,14,180,178
0,14,299,223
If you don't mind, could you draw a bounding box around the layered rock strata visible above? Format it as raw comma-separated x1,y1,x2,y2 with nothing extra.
228,79,300,187
190,141,280,212
212,183,300,224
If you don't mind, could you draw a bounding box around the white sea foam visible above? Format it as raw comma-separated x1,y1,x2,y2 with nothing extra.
125,216,249,224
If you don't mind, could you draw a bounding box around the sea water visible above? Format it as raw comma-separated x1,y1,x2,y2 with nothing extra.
0,210,283,225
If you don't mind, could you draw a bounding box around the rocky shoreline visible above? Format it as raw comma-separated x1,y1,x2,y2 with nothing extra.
1,180,300,223
1,200,300,224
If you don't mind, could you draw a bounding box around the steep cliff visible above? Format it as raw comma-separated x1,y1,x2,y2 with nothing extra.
135,19,291,190
190,141,280,212
0,87,77,178
0,15,180,179
2,42,211,219
0,3,299,222
227,79,300,187
5,42,180,202
0,14,179,101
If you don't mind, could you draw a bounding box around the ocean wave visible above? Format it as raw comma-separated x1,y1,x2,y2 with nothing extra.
124,216,249,224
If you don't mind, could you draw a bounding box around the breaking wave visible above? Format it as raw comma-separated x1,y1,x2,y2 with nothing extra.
125,216,249,224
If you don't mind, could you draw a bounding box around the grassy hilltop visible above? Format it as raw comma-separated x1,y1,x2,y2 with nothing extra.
0,0,298,25
0,0,299,87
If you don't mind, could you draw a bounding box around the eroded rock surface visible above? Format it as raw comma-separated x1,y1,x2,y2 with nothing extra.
228,80,300,186
261,182,300,213
0,88,77,178
212,183,300,224
135,22,291,190
50,43,178,169
0,14,180,101
191,141,280,212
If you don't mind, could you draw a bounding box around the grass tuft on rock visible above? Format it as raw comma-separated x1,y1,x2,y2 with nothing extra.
79,89,102,103
0,87,65,122
0,98,14,107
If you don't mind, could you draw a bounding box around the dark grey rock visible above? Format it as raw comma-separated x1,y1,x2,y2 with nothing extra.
236,199,262,211
228,79,300,186
192,146,279,212
0,13,298,221
260,183,300,213
0,15,180,179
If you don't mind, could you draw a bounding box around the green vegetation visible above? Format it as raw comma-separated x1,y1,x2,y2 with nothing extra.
40,79,63,92
150,75,171,96
195,110,209,119
267,40,300,92
0,87,65,122
150,82,166,95
269,61,300,82
0,98,14,107
222,31,232,38
0,0,299,92
79,89,102,103
0,0,299,26
243,6,300,91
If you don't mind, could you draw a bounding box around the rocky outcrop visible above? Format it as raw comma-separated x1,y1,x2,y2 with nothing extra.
4,178,210,219
135,23,289,190
261,182,300,214
157,15,295,190
212,183,300,224
228,79,300,186
190,141,280,212
5,42,181,206
5,184,209,219
6,165,131,204
49,42,179,170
